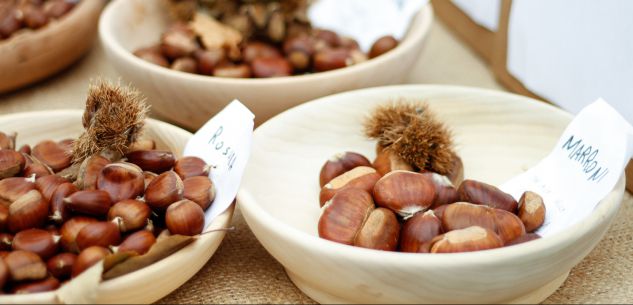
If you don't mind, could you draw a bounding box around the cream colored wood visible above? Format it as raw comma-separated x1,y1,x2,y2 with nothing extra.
98,0,433,129
237,85,626,304
0,110,234,304
0,0,106,93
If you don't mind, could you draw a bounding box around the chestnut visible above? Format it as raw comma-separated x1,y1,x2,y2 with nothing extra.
125,150,175,174
22,4,49,29
213,64,252,78
430,226,504,253
5,250,47,281
0,233,12,251
354,207,400,251
76,155,110,190
134,45,169,68
0,8,21,39
369,35,398,58
251,57,293,78
12,229,59,260
76,222,121,251
318,188,374,245
43,0,76,18
174,156,211,179
35,174,68,202
372,148,413,176
313,48,352,72
108,199,151,232
424,172,460,208
314,29,340,47
145,171,184,211
319,151,371,187
165,199,205,236
441,202,496,233
0,149,25,179
47,252,77,279
72,246,110,278
492,208,526,244
506,233,541,246
0,258,7,290
183,176,215,210
18,144,32,155
372,170,436,218
458,180,518,213
22,162,53,178
518,191,546,233
8,190,49,233
160,24,199,60
32,140,72,172
0,176,36,206
446,152,464,186
97,162,145,203
0,205,7,232
319,166,380,207
11,276,60,294
242,41,282,63
64,190,113,216
283,35,315,71
60,216,98,253
399,210,442,253
50,182,78,223
117,230,156,255
143,171,158,189
194,49,225,75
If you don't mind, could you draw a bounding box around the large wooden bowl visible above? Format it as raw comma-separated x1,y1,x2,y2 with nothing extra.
99,0,433,129
237,85,626,304
0,1,106,94
0,110,234,304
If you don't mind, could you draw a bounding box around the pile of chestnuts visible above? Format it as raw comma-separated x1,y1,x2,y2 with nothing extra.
0,131,215,294
0,0,78,40
317,150,546,253
134,21,399,78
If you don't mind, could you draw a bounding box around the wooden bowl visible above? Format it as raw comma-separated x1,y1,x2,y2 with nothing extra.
0,110,234,304
0,1,106,94
237,85,626,304
99,0,433,129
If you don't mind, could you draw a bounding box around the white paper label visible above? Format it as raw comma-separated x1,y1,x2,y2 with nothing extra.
501,99,633,236
183,100,254,230
308,0,427,52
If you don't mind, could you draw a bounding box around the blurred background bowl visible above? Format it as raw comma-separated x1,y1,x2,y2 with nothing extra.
237,85,626,304
0,0,106,94
99,0,433,129
0,110,234,304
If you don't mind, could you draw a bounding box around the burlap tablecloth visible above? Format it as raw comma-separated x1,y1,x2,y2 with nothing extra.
1,18,631,304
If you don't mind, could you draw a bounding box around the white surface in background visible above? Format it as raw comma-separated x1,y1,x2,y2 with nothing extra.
308,0,427,52
501,99,633,237
184,100,254,229
507,0,633,124
451,0,501,31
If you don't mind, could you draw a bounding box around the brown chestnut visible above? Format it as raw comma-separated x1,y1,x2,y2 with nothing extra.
424,172,460,208
50,182,78,224
8,190,49,233
174,156,211,179
318,188,374,245
97,162,145,203
354,207,400,251
372,148,413,176
5,250,47,281
160,24,199,60
125,150,175,174
441,202,497,233
319,166,381,207
0,149,25,179
117,230,156,255
76,222,121,251
76,154,110,190
492,208,526,244
251,57,293,78
22,5,49,29
0,176,36,206
194,49,225,75
506,233,541,246
242,41,282,63
32,140,72,172
165,199,205,236
430,226,504,253
518,191,546,233
369,35,398,59
319,151,371,187
64,190,113,216
399,210,442,253
72,246,110,278
314,48,352,72
372,170,436,218
145,171,184,211
43,0,76,18
12,229,59,260
458,180,518,213
0,258,7,290
47,252,76,279
18,144,32,155
213,64,252,78
59,216,98,253
11,276,60,294
183,176,215,210
0,8,21,39
35,174,68,202
108,199,151,232
0,205,7,232
171,57,198,73
134,45,169,68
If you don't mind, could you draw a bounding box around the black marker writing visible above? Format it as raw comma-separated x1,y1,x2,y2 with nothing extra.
561,135,608,182
208,126,237,170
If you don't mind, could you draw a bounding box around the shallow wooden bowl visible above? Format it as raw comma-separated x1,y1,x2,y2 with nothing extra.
237,85,626,304
0,110,234,304
0,0,106,93
99,0,433,129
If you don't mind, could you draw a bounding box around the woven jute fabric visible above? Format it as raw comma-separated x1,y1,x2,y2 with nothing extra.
159,193,633,304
